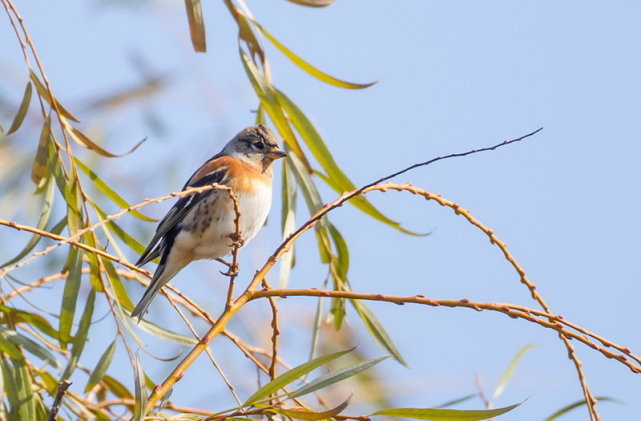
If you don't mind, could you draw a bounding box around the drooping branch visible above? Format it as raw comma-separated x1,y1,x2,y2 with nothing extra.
1,125,610,420
142,129,562,413
249,288,641,373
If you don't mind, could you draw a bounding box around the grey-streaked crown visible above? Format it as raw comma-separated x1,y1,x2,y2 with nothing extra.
222,125,286,163
234,124,278,147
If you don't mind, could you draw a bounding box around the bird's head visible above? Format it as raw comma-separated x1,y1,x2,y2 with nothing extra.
223,125,287,171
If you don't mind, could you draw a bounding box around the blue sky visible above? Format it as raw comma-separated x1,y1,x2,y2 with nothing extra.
1,1,641,419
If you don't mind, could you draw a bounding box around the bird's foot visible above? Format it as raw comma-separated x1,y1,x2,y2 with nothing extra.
220,264,239,277
228,232,244,249
216,258,239,277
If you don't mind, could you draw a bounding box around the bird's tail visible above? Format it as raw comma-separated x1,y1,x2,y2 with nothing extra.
131,277,162,322
131,262,175,322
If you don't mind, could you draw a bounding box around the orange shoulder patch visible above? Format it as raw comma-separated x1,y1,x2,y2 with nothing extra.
187,156,231,186
188,156,271,193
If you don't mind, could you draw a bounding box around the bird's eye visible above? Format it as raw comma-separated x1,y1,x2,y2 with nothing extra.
252,142,264,150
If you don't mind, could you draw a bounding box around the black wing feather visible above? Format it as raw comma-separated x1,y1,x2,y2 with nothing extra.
136,168,228,267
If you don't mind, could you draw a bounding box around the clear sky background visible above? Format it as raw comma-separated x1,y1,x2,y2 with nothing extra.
1,1,641,420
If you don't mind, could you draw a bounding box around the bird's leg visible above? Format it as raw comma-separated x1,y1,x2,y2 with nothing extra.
216,258,239,277
228,232,245,249
218,233,244,276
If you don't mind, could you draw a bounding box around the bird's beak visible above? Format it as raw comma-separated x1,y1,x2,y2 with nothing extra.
266,148,287,160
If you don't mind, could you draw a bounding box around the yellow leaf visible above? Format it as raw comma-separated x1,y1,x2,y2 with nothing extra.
184,0,206,52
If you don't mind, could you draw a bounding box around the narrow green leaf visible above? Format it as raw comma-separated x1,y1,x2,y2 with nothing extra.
88,407,113,421
491,344,536,402
284,0,334,7
279,159,297,288
67,126,144,158
29,70,79,122
275,88,419,236
144,373,155,391
329,294,345,330
31,115,53,187
252,20,374,89
315,231,332,263
270,398,350,420
108,219,147,254
436,394,478,409
371,402,523,420
292,157,346,342
6,82,32,135
0,305,58,339
350,299,407,366
544,397,618,421
244,347,354,406
288,355,388,399
0,333,23,361
35,396,49,421
239,48,310,168
1,180,56,268
102,259,147,350
33,368,58,395
61,288,96,381
285,152,336,281
93,204,147,254
82,231,105,292
34,134,59,194
64,176,84,236
288,152,347,329
100,257,134,311
0,355,4,407
137,319,198,347
255,103,266,125
85,340,117,392
51,155,69,204
307,278,328,364
59,248,83,347
1,357,18,414
132,352,147,421
75,157,155,221
102,375,134,400
327,226,349,329
13,359,37,421
228,4,264,63
1,328,60,369
287,156,323,215
328,224,349,279
184,0,206,52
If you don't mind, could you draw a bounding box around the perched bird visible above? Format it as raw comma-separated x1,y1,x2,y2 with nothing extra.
131,125,287,320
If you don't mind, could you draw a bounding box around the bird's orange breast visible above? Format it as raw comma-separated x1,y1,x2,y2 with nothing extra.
189,155,271,194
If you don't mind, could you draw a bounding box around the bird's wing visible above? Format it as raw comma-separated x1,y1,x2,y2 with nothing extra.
136,166,229,267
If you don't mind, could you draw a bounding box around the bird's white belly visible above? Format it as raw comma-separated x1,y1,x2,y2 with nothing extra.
174,186,272,260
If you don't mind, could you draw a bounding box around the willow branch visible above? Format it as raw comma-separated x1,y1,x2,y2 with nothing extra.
250,289,641,373
373,183,598,418
143,129,545,412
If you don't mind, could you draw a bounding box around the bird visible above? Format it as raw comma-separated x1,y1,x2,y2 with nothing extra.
131,125,287,320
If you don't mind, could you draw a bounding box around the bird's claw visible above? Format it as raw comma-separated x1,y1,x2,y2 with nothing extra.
220,264,239,277
228,232,244,249
216,258,239,277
